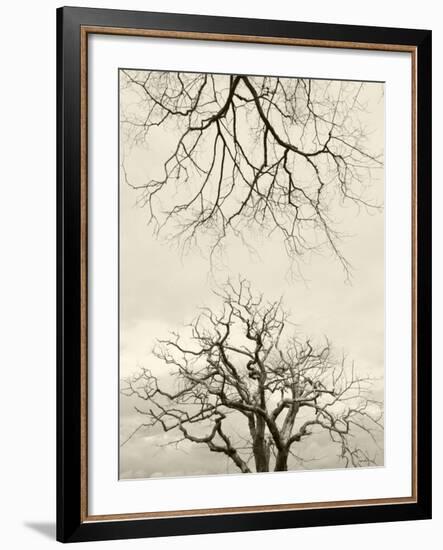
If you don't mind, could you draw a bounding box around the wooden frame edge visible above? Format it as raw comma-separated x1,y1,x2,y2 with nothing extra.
84,496,416,523
80,25,89,524
81,25,417,52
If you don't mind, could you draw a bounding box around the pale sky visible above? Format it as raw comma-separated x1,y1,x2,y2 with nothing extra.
119,71,385,479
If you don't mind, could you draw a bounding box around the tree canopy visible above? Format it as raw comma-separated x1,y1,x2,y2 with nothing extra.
121,280,383,473
121,71,383,277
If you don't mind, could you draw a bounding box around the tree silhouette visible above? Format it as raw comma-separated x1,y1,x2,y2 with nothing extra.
121,70,383,277
121,280,383,473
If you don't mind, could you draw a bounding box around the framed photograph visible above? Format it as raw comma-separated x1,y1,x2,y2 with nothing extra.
57,6,432,543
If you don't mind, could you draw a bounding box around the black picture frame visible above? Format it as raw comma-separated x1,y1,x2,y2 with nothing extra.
57,6,432,543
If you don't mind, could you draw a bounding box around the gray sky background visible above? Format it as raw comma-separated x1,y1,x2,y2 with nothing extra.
119,72,384,480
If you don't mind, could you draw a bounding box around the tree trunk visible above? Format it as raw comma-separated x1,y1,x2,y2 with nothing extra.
253,438,270,472
274,450,288,471
252,415,270,472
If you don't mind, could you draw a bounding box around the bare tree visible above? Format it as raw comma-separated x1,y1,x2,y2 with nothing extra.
121,280,383,473
121,71,383,277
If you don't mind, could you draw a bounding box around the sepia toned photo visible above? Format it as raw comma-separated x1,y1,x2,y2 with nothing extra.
119,69,385,479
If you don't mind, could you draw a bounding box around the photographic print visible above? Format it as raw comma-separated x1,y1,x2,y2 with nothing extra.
119,69,385,479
